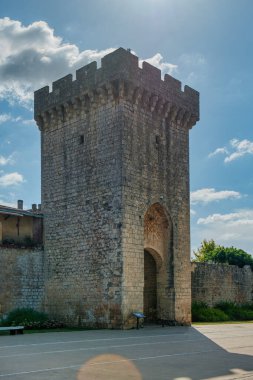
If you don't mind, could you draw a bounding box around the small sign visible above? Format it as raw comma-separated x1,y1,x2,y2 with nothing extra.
133,312,145,319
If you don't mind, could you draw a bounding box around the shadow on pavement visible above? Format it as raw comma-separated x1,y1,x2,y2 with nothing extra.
76,326,253,380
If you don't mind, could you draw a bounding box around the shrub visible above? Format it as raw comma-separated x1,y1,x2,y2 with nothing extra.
0,308,66,329
24,320,66,329
241,303,253,311
1,308,48,326
192,301,253,322
234,309,253,320
193,240,253,270
199,308,229,322
192,301,208,320
192,302,229,322
2,238,16,245
215,302,253,321
215,301,237,314
23,236,36,247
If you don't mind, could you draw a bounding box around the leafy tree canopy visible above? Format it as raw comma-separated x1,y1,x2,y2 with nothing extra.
193,239,253,270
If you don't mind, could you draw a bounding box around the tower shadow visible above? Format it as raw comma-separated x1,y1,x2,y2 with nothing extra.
76,325,253,380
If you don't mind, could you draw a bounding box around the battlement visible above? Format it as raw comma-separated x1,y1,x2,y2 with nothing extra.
34,48,199,129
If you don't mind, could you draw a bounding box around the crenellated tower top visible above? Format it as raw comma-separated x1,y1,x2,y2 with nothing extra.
34,47,199,130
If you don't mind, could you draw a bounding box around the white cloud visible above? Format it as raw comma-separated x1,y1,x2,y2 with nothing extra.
0,113,30,125
209,138,253,163
0,17,179,106
208,147,228,158
192,209,253,254
140,53,177,76
191,188,241,204
0,154,14,166
197,210,253,225
0,18,115,105
0,172,24,186
0,113,11,124
225,139,253,163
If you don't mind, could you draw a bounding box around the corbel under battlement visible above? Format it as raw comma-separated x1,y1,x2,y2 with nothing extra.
34,48,199,130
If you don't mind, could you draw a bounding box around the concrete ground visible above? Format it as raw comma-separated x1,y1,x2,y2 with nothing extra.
0,323,253,380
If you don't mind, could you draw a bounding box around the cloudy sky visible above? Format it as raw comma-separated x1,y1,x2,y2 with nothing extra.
0,0,253,256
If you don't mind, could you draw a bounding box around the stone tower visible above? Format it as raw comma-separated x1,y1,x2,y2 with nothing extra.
34,48,199,328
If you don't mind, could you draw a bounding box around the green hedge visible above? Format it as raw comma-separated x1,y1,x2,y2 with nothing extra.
215,302,253,321
192,301,253,322
0,308,66,329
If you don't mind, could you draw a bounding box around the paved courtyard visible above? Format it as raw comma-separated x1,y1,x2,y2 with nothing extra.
0,323,253,380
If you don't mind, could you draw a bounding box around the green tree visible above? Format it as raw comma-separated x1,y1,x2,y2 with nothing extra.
193,239,253,270
193,239,217,262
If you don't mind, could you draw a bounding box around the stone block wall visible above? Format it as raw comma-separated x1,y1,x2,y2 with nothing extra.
0,247,44,316
1,246,252,322
40,102,123,327
120,100,193,324
191,262,253,306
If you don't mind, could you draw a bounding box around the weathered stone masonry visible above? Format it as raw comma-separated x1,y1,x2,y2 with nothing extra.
191,263,253,306
34,48,199,327
0,248,44,315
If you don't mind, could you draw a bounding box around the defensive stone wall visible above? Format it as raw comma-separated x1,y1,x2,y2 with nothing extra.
191,262,253,306
1,245,252,320
0,247,44,316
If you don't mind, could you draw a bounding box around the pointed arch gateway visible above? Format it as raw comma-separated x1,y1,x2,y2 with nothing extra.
144,203,174,321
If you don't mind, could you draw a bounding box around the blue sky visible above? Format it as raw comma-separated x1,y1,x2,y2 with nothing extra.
0,0,253,256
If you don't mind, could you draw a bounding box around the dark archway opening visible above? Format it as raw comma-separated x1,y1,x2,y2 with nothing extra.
144,249,157,321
